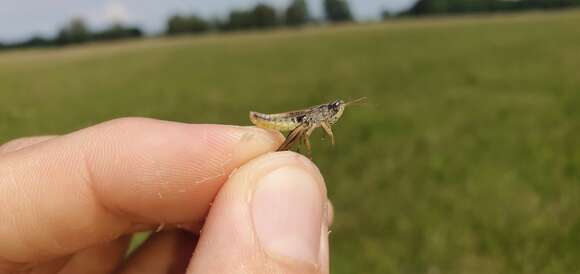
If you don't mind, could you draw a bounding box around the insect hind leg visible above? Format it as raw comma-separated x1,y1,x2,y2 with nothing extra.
277,125,306,152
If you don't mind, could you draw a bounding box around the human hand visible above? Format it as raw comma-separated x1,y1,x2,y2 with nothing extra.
0,118,332,274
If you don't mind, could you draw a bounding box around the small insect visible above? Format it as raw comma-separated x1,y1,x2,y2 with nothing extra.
249,97,367,156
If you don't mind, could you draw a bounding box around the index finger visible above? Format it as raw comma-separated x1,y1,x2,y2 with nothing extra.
0,117,283,266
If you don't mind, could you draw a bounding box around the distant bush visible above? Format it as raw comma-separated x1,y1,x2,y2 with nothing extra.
285,0,309,26
324,0,353,22
166,14,210,35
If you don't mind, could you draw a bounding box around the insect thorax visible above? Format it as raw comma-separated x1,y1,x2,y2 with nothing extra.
328,104,345,124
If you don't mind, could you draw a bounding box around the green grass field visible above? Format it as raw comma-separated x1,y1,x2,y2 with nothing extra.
2,9,580,273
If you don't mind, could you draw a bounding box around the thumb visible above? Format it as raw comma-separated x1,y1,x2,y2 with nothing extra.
188,152,330,274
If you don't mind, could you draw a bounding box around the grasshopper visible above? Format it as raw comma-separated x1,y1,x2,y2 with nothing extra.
249,97,366,156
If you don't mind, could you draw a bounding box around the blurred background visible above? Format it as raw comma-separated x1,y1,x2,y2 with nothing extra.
1,0,580,273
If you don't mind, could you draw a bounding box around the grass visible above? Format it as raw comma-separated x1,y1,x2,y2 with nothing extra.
2,9,580,274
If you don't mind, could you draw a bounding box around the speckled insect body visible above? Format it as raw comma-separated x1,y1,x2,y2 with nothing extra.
249,98,365,156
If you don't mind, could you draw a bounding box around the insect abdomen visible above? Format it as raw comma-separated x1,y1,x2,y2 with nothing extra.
249,111,301,131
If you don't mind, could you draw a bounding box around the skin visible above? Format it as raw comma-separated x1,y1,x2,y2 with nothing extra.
0,117,333,274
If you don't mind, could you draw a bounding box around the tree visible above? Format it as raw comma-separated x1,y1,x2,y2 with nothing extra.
224,4,278,31
186,15,209,33
324,0,353,22
167,15,190,34
285,0,309,26
252,4,278,28
227,10,255,30
56,17,90,45
166,14,210,35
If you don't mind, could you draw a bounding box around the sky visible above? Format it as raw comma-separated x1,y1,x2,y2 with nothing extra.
0,0,417,42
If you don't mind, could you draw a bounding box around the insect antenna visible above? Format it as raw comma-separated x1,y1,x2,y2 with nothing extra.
345,97,368,107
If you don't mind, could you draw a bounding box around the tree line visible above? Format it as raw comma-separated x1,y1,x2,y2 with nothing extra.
400,0,580,17
2,0,580,50
0,18,143,50
167,0,352,34
0,0,352,50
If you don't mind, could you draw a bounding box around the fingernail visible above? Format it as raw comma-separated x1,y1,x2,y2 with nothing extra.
252,166,323,265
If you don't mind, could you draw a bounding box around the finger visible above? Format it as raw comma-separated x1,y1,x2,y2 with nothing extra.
58,236,130,274
118,230,196,274
188,151,330,274
0,118,283,268
319,220,330,274
0,136,57,155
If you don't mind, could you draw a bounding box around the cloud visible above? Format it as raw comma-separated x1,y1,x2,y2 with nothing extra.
104,1,130,24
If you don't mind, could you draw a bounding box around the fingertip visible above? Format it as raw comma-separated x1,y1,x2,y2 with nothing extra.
251,164,323,265
189,151,329,274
